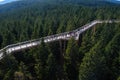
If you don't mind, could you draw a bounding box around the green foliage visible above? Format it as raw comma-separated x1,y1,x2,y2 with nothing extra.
79,42,108,80
47,53,58,80
34,61,43,80
33,39,50,80
14,72,24,80
117,76,120,80
0,1,120,80
64,38,79,80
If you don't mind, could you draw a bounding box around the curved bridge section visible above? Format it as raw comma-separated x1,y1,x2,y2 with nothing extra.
0,20,120,60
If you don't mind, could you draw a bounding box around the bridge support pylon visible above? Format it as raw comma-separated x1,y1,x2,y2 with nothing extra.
75,32,81,40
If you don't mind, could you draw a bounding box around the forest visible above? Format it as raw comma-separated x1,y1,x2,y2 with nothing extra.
0,0,120,80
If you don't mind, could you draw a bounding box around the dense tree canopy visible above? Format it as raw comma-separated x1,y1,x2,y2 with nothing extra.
0,0,120,80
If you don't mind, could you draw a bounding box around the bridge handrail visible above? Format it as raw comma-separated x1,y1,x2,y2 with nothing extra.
0,20,119,48
0,20,120,59
0,20,119,50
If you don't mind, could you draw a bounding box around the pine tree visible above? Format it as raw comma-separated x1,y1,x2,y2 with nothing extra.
79,41,108,80
18,62,32,80
47,53,58,80
1,54,18,80
105,33,120,80
34,60,43,80
64,38,79,80
34,39,50,80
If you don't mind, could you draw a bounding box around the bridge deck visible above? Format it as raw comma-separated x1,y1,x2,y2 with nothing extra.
0,20,120,60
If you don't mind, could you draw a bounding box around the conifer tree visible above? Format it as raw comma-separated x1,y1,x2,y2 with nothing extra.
47,53,58,80
34,39,50,80
79,41,108,80
64,38,79,80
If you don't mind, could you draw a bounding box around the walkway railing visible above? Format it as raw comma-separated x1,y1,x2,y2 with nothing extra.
0,20,120,60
